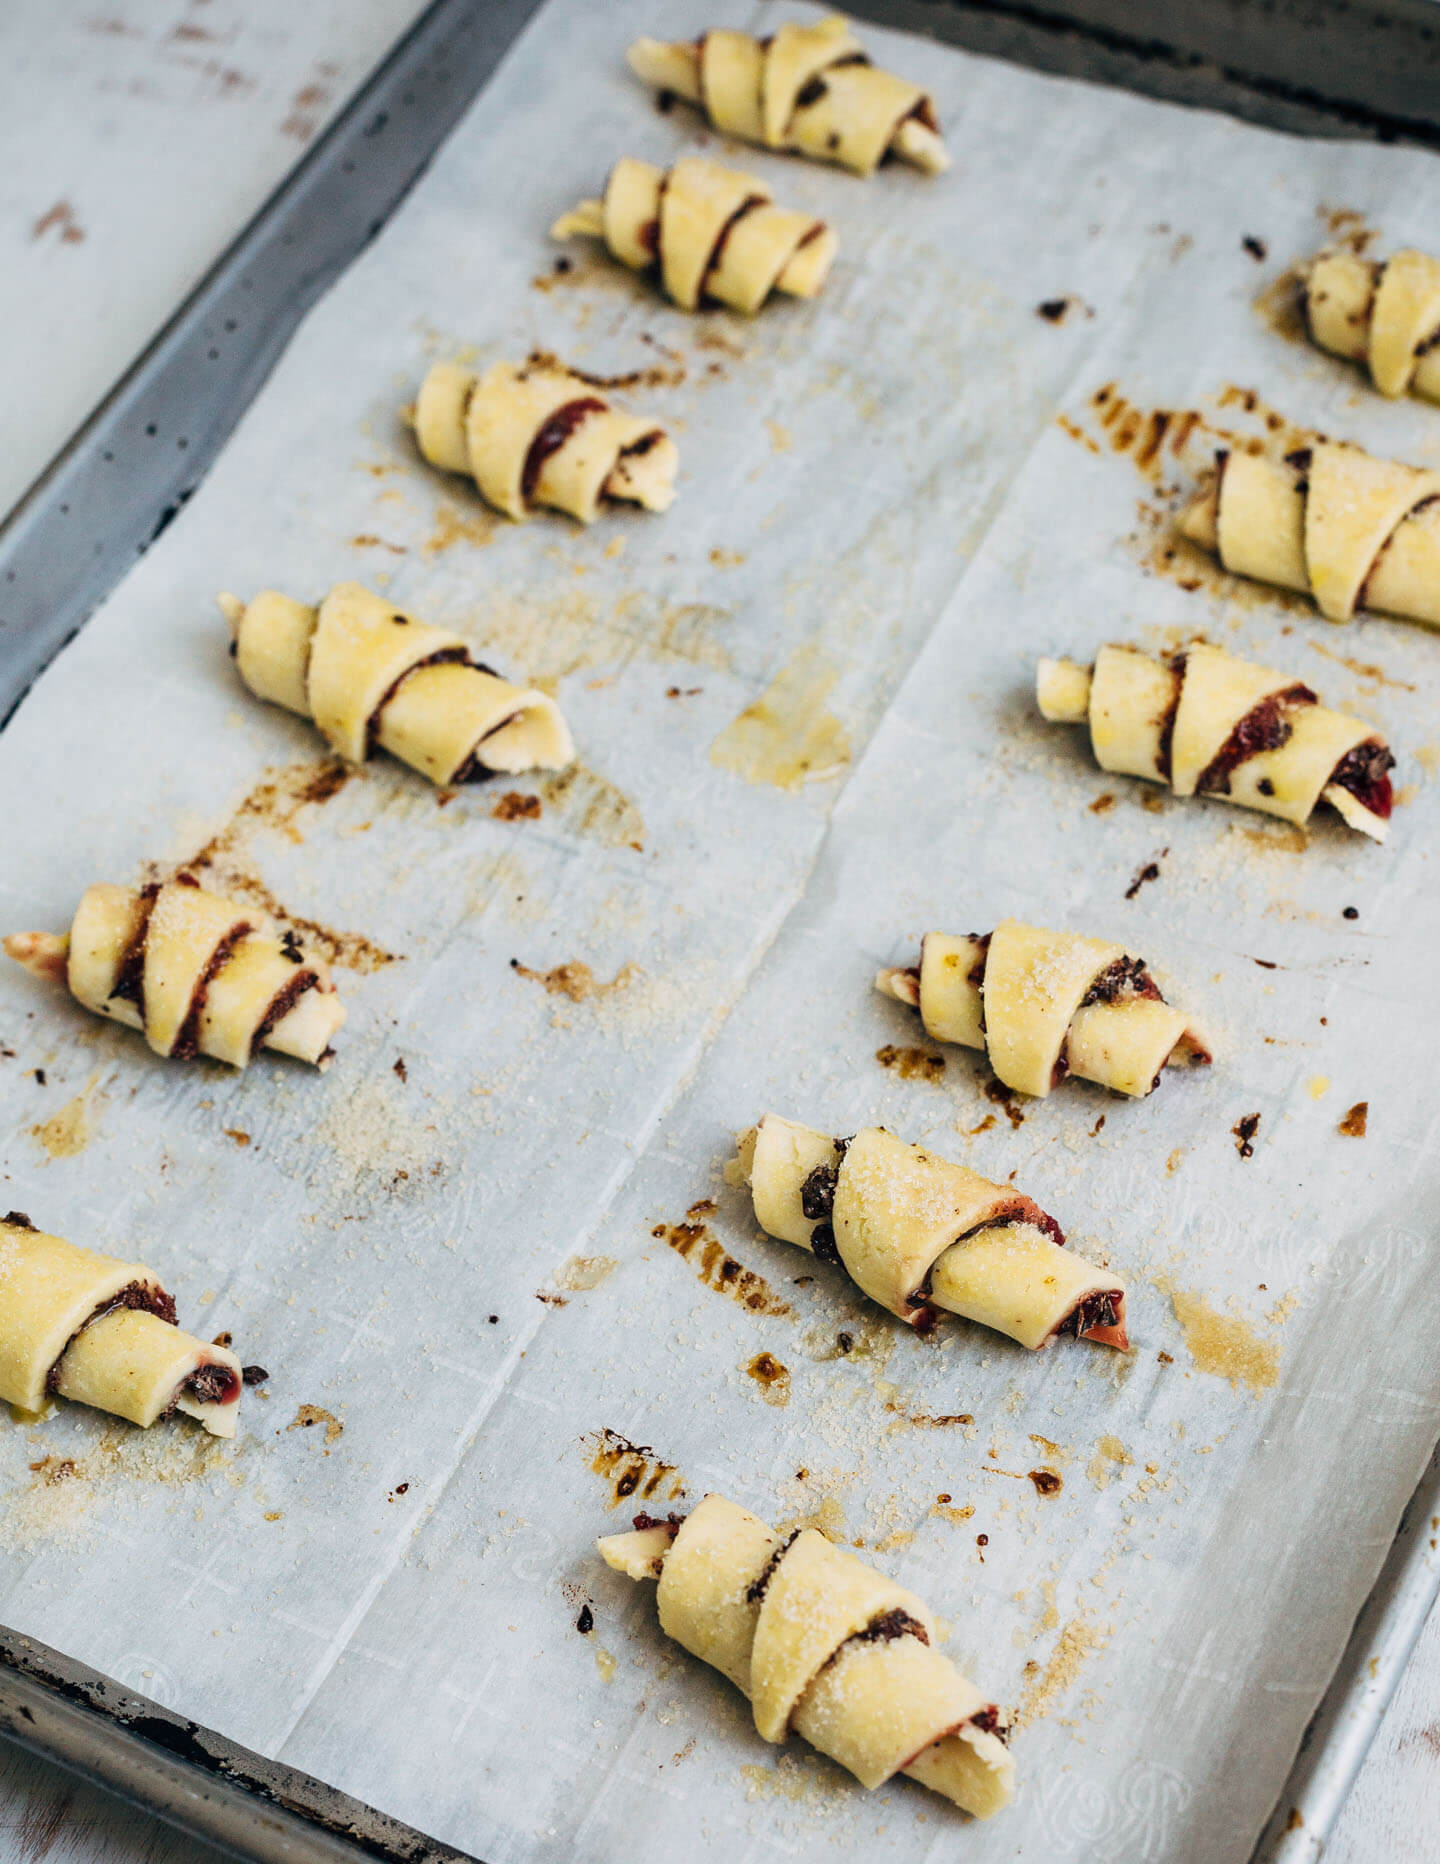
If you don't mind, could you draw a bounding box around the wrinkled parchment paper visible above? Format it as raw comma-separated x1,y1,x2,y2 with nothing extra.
3,4,1440,1860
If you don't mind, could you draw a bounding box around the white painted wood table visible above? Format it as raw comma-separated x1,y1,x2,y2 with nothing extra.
0,4,1434,1862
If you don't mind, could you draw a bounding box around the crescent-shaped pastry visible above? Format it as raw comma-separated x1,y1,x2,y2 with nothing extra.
1179,440,1440,626
735,1114,1127,1349
414,356,677,524
218,582,574,784
0,1213,245,1437
550,155,837,313
876,918,1210,1100
1305,248,1440,402
1037,642,1393,841
626,15,948,177
4,876,345,1069
598,1494,1014,1818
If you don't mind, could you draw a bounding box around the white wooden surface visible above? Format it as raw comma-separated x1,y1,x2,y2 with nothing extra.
0,3,1433,1861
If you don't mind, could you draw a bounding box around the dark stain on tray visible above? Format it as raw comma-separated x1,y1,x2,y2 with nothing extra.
1232,1113,1261,1159
1028,1468,1063,1497
1338,1100,1369,1138
652,1201,793,1317
1125,852,1166,899
491,791,542,821
984,1078,1025,1129
588,1428,685,1509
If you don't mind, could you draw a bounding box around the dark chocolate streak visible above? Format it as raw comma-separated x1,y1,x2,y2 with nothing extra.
108,883,160,1015
366,645,469,754
45,1281,178,1395
171,924,253,1060
1328,737,1395,819
250,967,320,1055
701,195,770,297
1195,685,1315,796
520,397,607,502
745,1530,801,1603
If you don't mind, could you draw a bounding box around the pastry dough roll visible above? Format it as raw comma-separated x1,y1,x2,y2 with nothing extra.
5,877,344,1070
600,1494,1014,1818
626,16,948,176
414,356,677,524
1038,642,1393,841
221,582,574,785
877,918,1209,1100
739,1114,1127,1349
551,155,836,314
55,1308,243,1437
0,1215,244,1437
1179,441,1440,626
1305,248,1440,401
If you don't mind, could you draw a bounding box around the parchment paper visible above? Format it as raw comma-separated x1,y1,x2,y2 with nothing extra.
3,5,1440,1860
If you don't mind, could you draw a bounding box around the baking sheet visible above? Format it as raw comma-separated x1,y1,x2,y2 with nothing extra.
2,4,1440,1860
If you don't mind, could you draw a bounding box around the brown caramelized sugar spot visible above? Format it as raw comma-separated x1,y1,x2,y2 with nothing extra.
588,1428,684,1509
886,1402,974,1428
653,1201,792,1317
1028,1469,1063,1497
491,791,542,822
1089,792,1117,815
1232,1113,1261,1159
511,958,638,1003
180,760,399,973
875,1044,945,1083
288,1404,343,1445
28,1456,78,1487
1338,1100,1369,1138
984,1079,1025,1129
744,1352,791,1406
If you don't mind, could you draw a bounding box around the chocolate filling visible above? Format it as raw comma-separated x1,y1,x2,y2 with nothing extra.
366,645,470,754
847,1608,929,1649
521,398,607,503
46,1281,177,1395
1080,955,1162,1009
800,1161,839,1222
619,429,662,461
250,968,321,1054
108,882,161,1014
170,924,254,1060
1195,686,1315,796
1329,737,1395,819
745,1529,801,1603
632,1510,683,1535
969,1705,1006,1740
795,74,828,108
809,1222,840,1265
242,1364,269,1386
182,1360,241,1407
700,196,771,301
1054,1289,1124,1340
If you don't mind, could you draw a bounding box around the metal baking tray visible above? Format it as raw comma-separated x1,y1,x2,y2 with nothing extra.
4,1,1440,1859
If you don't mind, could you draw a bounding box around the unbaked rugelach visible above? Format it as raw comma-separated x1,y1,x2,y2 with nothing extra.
1304,247,1440,401
877,918,1210,1099
1037,641,1393,841
0,1212,246,1438
734,1114,1127,1349
599,1493,1013,1818
414,356,677,523
551,155,836,313
218,582,574,786
626,14,948,176
1179,439,1440,626
5,876,345,1070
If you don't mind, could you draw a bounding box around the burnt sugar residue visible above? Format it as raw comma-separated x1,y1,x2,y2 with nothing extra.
180,760,399,974
525,345,687,392
587,1428,685,1509
511,958,639,1003
491,791,542,822
1232,1113,1261,1159
886,1402,974,1428
288,1404,344,1445
652,1201,793,1318
1124,853,1166,899
876,1044,945,1083
1028,1468,1063,1497
984,1078,1025,1130
744,1352,791,1406
1339,1100,1369,1138
538,763,646,853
